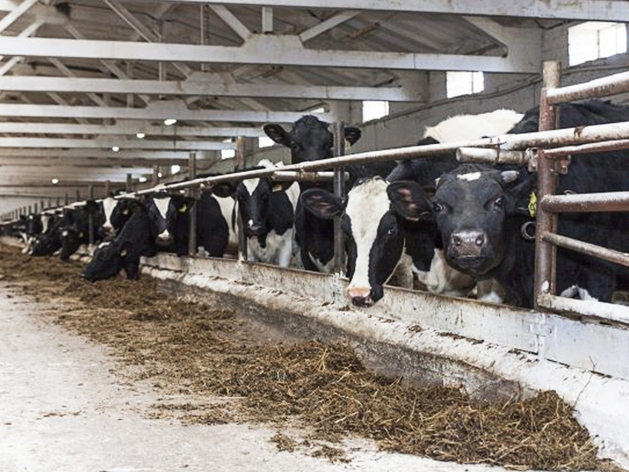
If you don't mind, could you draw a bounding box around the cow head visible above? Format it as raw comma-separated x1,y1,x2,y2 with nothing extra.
263,115,361,164
101,196,137,238
301,178,431,307
431,164,535,277
236,177,294,239
81,240,130,282
25,213,43,236
145,192,195,247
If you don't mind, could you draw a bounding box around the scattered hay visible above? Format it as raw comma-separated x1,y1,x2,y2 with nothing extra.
0,244,618,470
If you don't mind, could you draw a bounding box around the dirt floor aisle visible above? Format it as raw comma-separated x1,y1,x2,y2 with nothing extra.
0,281,529,472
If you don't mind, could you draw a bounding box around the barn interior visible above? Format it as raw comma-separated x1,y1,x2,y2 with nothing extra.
1,1,629,471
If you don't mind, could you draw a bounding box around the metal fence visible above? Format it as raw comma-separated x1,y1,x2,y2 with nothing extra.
4,61,629,324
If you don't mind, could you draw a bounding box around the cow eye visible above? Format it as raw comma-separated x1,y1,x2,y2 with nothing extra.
290,141,301,150
433,202,444,213
494,196,504,207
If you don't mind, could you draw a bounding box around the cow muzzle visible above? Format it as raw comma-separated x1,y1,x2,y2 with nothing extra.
347,285,375,307
449,230,486,259
156,230,172,246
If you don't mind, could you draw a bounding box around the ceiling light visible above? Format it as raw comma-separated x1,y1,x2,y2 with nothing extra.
164,118,177,126
51,178,59,185
136,132,146,139
139,177,147,183
112,146,120,152
158,172,163,178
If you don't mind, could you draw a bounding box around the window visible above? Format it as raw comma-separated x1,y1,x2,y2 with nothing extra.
362,100,389,122
446,71,484,99
221,149,235,160
569,22,627,66
258,136,274,148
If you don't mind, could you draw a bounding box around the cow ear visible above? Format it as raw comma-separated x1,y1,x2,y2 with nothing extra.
211,182,235,198
270,180,294,193
344,127,362,146
387,181,432,221
263,123,290,147
300,188,344,220
501,170,519,184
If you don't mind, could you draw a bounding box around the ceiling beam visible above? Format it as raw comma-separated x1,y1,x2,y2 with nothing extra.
0,102,333,123
118,0,629,22
299,11,360,43
0,34,541,73
0,74,421,101
0,122,266,137
0,156,187,167
209,5,251,41
0,0,38,34
0,137,236,150
0,149,217,159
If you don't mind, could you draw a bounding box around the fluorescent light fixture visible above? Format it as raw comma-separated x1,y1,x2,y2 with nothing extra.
139,176,147,183
112,146,120,152
136,132,146,139
164,118,177,126
51,178,59,185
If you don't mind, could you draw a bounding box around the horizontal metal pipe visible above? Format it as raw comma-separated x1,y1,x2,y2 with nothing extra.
541,139,629,159
541,191,629,213
271,170,348,182
541,231,629,268
537,293,629,326
456,147,529,165
545,71,629,105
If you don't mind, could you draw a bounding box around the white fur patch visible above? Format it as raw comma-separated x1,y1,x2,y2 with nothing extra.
560,284,599,301
423,109,524,144
345,179,391,292
413,249,475,297
457,172,482,182
248,229,294,267
102,197,117,227
215,195,238,247
154,197,171,220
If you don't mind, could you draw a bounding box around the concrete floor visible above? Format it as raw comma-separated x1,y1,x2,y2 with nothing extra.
0,282,544,472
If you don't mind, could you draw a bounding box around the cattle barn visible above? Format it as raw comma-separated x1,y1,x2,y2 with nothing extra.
0,2,629,471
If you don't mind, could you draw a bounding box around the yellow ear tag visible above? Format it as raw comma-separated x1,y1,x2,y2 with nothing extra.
272,184,283,193
528,191,537,218
179,204,187,213
79,232,84,238
120,248,128,257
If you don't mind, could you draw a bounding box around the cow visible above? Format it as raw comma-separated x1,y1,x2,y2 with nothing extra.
59,205,104,261
81,201,157,282
145,192,194,257
100,193,135,239
234,160,300,267
418,100,629,308
263,115,362,272
301,110,523,307
196,183,239,258
29,213,65,257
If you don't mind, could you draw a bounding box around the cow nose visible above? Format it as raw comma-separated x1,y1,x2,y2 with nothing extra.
449,230,486,258
248,223,263,235
347,286,375,307
156,230,172,245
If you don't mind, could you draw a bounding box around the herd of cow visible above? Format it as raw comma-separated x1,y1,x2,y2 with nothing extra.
5,99,629,310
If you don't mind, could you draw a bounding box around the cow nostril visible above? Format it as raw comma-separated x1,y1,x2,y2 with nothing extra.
475,234,485,247
453,235,462,247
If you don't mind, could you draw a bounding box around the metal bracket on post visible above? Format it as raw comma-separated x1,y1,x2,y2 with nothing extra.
188,152,198,257
528,148,571,175
332,122,346,274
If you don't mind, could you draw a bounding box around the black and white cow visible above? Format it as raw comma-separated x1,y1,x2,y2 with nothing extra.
59,205,104,261
264,115,362,272
301,110,523,307
419,100,629,308
234,160,300,267
100,193,135,239
145,192,194,256
196,184,239,257
81,201,156,282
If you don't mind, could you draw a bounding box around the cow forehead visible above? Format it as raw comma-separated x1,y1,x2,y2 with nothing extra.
345,180,391,234
242,178,259,195
102,197,117,219
153,197,172,218
457,171,482,182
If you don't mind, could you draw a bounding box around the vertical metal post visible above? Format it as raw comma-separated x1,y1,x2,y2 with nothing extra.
152,166,160,185
235,136,247,261
64,193,69,205
126,173,133,192
40,200,45,212
105,180,111,196
332,122,346,273
28,205,32,215
188,152,198,256
56,196,61,207
534,61,561,310
75,189,80,202
34,203,38,213
88,184,95,246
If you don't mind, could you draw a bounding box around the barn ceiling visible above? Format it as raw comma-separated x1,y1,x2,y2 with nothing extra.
0,0,626,195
